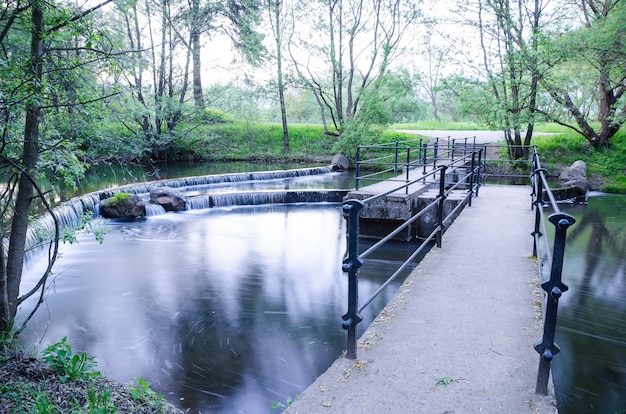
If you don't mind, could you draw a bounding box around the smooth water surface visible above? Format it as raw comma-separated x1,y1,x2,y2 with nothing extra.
551,194,626,413
19,202,416,413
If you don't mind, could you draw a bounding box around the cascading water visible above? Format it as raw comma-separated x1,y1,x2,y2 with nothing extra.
23,166,343,264
17,166,418,413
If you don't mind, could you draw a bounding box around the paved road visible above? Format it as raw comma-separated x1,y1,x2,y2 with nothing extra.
285,185,557,414
396,130,557,145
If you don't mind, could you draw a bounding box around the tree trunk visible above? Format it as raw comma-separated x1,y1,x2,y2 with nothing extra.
273,1,289,153
432,92,440,121
191,0,204,112
1,0,44,331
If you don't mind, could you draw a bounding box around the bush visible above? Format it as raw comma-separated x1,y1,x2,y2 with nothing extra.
203,108,234,124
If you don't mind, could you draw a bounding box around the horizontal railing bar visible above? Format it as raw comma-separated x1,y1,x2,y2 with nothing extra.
358,227,439,313
360,199,440,260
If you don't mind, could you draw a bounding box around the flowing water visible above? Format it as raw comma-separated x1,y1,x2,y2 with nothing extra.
550,193,626,413
18,168,420,413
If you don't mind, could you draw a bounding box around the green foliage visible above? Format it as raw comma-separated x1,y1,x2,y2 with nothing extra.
169,122,337,161
334,117,386,161
130,377,165,411
109,193,131,202
61,210,109,245
434,376,464,386
271,396,293,410
38,144,89,190
203,108,234,124
42,337,100,383
33,393,58,413
332,71,423,160
30,211,109,248
534,128,626,193
86,387,118,413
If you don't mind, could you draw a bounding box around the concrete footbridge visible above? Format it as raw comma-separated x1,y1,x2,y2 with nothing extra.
284,139,568,413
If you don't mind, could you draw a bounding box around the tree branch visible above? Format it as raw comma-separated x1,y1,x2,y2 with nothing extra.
46,0,114,34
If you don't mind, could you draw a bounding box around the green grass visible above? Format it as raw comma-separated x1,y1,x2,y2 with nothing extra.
170,122,422,161
170,122,338,161
533,129,626,193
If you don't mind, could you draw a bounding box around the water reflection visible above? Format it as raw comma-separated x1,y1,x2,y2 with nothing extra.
19,203,415,413
551,194,626,413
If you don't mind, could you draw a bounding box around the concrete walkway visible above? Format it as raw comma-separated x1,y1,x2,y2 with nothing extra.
285,185,557,414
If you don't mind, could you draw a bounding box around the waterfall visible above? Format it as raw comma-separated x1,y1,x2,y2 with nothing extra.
21,166,346,263
186,190,348,210
98,166,335,198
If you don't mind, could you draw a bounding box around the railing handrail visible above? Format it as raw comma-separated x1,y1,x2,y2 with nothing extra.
347,141,577,396
341,145,483,359
530,145,576,395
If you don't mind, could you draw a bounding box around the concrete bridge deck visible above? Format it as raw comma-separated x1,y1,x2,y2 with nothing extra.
285,184,557,413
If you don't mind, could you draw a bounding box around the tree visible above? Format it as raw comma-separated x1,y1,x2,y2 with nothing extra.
469,0,543,159
265,0,290,153
0,0,112,334
111,0,265,160
415,33,454,122
540,0,626,147
289,0,420,141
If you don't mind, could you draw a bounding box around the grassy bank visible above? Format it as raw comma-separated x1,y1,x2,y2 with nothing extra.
169,122,419,162
0,338,182,413
166,120,625,193
533,130,626,193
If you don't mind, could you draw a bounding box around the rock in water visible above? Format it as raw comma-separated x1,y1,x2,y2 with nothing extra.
150,186,187,211
100,194,145,219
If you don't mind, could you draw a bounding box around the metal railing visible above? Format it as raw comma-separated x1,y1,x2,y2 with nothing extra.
349,139,574,393
342,144,483,359
355,137,481,191
354,138,537,190
530,146,576,395
479,144,534,183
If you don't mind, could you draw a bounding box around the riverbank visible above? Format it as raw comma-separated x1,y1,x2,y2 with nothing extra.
0,346,183,413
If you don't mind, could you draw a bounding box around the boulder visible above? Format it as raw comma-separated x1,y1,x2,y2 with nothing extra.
559,160,590,192
150,186,186,211
331,154,350,171
550,160,590,201
100,193,145,219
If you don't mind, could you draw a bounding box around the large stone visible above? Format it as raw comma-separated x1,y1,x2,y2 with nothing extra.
558,160,590,196
150,186,187,211
100,193,145,219
331,154,350,171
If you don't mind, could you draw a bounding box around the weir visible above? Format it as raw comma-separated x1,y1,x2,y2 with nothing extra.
23,166,345,264
345,140,482,241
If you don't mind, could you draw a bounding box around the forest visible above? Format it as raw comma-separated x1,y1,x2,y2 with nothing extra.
0,0,625,333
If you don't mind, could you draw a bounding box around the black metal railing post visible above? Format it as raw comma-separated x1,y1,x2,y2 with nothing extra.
534,212,576,395
394,141,399,176
451,138,455,162
433,139,439,170
341,199,364,360
436,166,448,248
405,147,410,195
355,147,361,190
468,151,476,207
475,148,482,197
531,168,545,257
422,143,428,177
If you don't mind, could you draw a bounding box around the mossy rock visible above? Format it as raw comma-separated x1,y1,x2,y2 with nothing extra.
100,193,145,219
